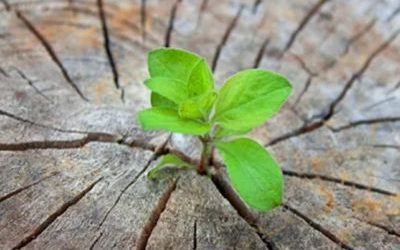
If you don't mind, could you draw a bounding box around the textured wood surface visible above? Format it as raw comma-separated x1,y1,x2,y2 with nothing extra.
0,0,399,249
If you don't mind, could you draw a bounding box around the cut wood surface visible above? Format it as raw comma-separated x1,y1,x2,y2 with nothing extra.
0,0,399,249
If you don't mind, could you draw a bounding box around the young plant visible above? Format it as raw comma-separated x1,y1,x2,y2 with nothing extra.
138,48,292,211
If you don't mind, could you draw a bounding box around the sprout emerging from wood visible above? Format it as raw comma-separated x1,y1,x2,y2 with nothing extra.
139,48,292,211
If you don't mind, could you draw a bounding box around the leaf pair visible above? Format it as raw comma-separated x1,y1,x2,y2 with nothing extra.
138,47,292,212
139,48,291,138
139,48,215,135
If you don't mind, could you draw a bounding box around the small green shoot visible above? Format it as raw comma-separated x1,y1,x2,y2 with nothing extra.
138,48,292,212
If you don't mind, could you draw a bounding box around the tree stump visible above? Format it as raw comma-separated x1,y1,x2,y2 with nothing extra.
0,0,399,249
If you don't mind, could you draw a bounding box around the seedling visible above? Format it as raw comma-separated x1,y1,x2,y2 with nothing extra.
138,48,292,211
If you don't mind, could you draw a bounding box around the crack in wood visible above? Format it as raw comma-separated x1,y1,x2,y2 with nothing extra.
325,18,377,71
353,217,400,238
14,67,52,102
283,204,355,250
0,66,9,77
210,170,277,250
325,29,400,120
342,18,376,56
210,171,257,226
42,4,153,48
253,37,269,68
0,0,10,11
11,177,102,250
252,0,262,14
161,142,399,199
211,5,243,72
120,88,125,103
360,96,396,112
123,136,158,152
283,0,330,53
59,5,144,38
199,0,208,13
0,109,95,135
283,170,396,196
89,232,103,250
330,116,400,132
210,157,396,218
97,0,121,96
386,5,400,22
0,172,59,203
254,231,278,250
295,76,312,106
136,180,178,250
367,222,400,238
0,33,9,40
371,144,400,150
287,103,308,123
292,54,318,76
15,11,89,102
0,132,122,151
0,110,162,153
97,136,171,229
291,54,318,105
266,120,325,146
267,29,400,146
141,0,146,42
96,158,153,228
165,0,182,47
2,120,394,198
192,219,197,250
196,0,209,27
390,80,400,92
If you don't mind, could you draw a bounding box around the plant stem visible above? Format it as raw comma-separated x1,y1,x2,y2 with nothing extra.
198,136,211,175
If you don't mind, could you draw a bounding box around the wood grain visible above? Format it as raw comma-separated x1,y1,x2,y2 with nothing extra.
0,0,399,249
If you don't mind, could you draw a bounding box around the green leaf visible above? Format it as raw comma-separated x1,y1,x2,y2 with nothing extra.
138,107,210,135
178,98,203,120
187,59,214,97
145,77,188,104
214,127,251,138
148,154,193,180
148,48,203,83
178,91,217,120
216,138,283,211
213,69,292,135
151,92,177,109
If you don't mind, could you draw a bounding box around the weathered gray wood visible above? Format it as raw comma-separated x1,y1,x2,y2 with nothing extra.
146,173,267,250
0,0,399,249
